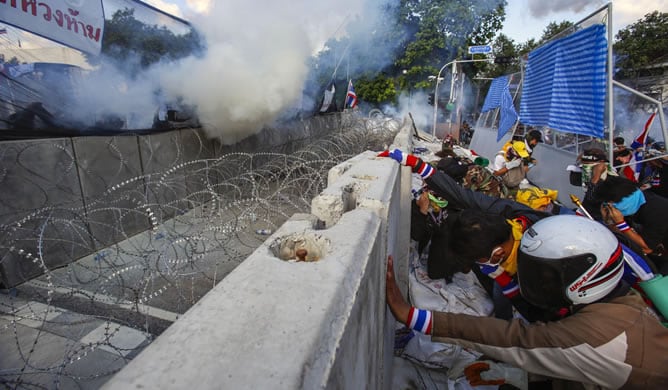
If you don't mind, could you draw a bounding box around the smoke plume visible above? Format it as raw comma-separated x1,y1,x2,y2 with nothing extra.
147,0,398,143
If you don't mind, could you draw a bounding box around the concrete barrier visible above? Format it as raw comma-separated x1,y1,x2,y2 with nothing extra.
102,124,416,389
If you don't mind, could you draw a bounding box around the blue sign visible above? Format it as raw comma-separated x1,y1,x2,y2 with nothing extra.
468,45,492,54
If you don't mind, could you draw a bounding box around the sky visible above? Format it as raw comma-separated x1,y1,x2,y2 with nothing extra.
140,0,667,43
501,0,667,42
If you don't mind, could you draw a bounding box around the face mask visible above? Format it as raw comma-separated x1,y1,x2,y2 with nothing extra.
428,192,448,210
613,189,646,216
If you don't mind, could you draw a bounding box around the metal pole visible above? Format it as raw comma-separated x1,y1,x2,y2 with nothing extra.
432,58,493,139
432,61,453,139
607,2,615,163
613,80,667,148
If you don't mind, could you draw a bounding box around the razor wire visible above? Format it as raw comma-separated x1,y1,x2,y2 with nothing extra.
0,115,401,389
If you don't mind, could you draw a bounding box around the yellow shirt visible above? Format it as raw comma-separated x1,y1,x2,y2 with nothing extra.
501,218,525,276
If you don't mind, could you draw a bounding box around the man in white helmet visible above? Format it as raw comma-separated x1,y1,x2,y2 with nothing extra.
386,215,668,388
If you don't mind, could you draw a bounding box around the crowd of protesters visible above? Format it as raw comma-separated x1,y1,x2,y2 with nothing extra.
379,129,668,388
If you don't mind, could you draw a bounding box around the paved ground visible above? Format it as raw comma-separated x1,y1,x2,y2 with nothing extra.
0,291,149,389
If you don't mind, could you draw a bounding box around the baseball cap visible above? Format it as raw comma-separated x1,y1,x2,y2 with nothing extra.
581,148,608,163
511,141,530,158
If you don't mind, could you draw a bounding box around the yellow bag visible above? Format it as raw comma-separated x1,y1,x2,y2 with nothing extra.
515,187,558,210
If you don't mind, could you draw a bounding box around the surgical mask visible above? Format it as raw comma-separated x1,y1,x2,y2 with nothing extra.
476,246,503,266
428,192,448,209
613,189,646,216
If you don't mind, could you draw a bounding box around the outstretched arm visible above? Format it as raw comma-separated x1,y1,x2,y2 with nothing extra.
378,148,538,217
425,168,540,219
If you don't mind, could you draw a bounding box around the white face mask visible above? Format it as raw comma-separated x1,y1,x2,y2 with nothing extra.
476,246,503,266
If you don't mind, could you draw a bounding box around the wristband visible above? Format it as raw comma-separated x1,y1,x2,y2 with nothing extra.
407,307,433,335
413,159,435,179
615,220,631,232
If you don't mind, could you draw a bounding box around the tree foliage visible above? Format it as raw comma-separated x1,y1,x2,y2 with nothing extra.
614,11,668,79
539,21,576,44
309,0,508,107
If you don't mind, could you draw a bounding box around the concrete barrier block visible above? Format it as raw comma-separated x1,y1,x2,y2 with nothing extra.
103,208,385,390
72,135,150,250
0,139,90,287
178,129,218,205
139,131,188,222
312,151,400,227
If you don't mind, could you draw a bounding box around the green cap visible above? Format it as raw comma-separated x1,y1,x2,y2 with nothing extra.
474,157,489,167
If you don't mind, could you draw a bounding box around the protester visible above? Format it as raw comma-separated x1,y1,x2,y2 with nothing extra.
614,147,638,182
579,147,618,221
524,129,543,152
379,148,557,321
410,185,458,281
592,175,668,273
435,149,510,199
579,147,617,187
386,215,668,389
491,140,532,191
613,136,627,152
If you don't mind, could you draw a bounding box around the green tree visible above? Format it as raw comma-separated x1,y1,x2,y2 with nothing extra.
614,11,668,79
356,74,398,103
309,0,508,107
488,33,519,76
538,21,575,44
396,0,507,91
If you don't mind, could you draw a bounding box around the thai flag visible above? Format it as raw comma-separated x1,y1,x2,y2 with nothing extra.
345,80,358,109
630,112,656,150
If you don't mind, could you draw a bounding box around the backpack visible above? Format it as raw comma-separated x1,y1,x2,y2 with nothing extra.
437,156,470,183
461,164,512,199
496,151,526,188
502,165,526,188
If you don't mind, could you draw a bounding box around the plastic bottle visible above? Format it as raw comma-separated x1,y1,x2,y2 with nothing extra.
255,229,272,235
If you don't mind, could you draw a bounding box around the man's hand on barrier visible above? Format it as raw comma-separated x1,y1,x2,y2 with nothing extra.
386,255,410,324
464,360,528,389
378,149,434,179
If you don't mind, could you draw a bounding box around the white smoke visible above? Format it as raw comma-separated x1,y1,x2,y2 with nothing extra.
144,0,389,143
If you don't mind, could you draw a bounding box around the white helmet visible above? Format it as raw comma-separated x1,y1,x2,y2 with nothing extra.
517,215,625,309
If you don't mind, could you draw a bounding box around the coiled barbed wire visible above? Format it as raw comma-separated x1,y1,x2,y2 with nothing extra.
0,115,401,389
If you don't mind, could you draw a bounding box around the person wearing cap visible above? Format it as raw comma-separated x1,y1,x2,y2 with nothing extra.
491,140,532,191
576,147,619,220
386,215,668,389
525,129,543,152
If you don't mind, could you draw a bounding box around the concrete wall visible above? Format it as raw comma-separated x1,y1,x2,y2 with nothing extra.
102,125,416,389
0,114,343,287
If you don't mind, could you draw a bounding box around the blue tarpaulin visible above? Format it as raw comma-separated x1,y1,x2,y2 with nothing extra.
481,75,519,141
519,24,607,138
